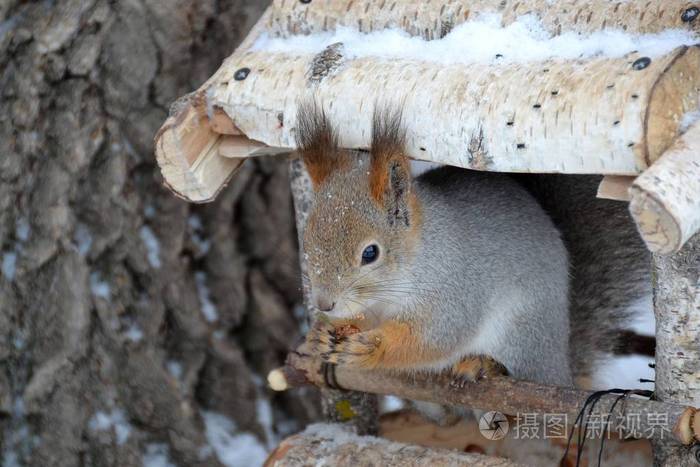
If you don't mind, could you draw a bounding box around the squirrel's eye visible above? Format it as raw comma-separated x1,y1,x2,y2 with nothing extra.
361,244,379,265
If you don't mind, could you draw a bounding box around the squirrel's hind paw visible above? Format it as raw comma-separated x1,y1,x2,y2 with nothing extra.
450,355,508,389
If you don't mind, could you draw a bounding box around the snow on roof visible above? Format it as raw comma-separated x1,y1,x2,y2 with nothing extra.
254,13,699,65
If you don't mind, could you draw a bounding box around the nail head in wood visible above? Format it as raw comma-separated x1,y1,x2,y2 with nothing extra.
234,67,251,81
682,7,700,23
632,57,651,70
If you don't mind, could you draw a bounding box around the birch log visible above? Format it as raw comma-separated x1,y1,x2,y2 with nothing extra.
629,121,700,254
154,96,243,202
268,0,700,39
212,44,700,170
265,423,521,467
153,10,277,202
268,350,700,445
651,234,700,465
155,5,700,202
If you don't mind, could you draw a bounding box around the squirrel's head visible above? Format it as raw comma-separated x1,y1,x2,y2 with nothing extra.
296,101,421,323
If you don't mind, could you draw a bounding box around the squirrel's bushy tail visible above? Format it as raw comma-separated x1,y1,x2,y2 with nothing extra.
514,175,652,384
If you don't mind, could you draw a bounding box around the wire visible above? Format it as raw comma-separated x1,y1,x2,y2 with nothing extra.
562,388,634,467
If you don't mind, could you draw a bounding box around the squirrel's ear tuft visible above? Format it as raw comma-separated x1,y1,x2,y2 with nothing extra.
370,105,412,224
295,100,343,189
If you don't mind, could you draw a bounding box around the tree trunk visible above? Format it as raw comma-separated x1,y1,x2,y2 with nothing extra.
651,233,700,466
0,1,319,466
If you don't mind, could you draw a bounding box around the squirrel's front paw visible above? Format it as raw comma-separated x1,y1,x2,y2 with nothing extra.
450,355,508,389
305,321,380,368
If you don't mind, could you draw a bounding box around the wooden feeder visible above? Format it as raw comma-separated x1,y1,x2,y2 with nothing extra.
155,1,700,465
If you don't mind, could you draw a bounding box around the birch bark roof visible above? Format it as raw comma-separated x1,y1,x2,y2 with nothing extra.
154,0,700,222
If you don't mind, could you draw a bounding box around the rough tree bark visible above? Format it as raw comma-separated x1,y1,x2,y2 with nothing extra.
0,1,319,466
652,233,700,466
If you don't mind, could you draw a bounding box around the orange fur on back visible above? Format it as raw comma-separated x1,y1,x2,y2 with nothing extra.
369,106,408,202
295,100,347,189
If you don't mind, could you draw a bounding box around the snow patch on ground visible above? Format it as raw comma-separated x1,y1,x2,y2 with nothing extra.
188,215,211,256
89,409,132,445
256,397,276,449
195,272,219,322
254,13,699,65
380,395,405,413
299,423,374,448
15,218,30,242
74,223,93,257
166,360,183,381
143,204,156,219
202,411,268,467
142,443,176,467
2,251,17,281
251,374,277,449
2,450,20,467
1,398,32,467
139,225,162,269
13,332,25,350
124,324,144,342
90,272,110,300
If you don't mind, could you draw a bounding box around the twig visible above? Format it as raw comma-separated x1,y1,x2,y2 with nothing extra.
268,350,700,445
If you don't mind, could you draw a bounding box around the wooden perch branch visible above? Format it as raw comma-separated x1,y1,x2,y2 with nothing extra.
268,351,700,446
629,121,700,254
268,0,700,39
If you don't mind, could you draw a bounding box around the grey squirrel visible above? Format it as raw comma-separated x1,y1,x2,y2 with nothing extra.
296,102,651,412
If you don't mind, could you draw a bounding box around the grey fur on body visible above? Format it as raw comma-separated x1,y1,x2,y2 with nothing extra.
413,168,572,386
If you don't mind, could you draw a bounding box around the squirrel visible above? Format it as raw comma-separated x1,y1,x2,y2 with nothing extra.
295,101,651,419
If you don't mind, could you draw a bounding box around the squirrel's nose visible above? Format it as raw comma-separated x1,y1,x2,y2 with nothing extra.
316,296,335,312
